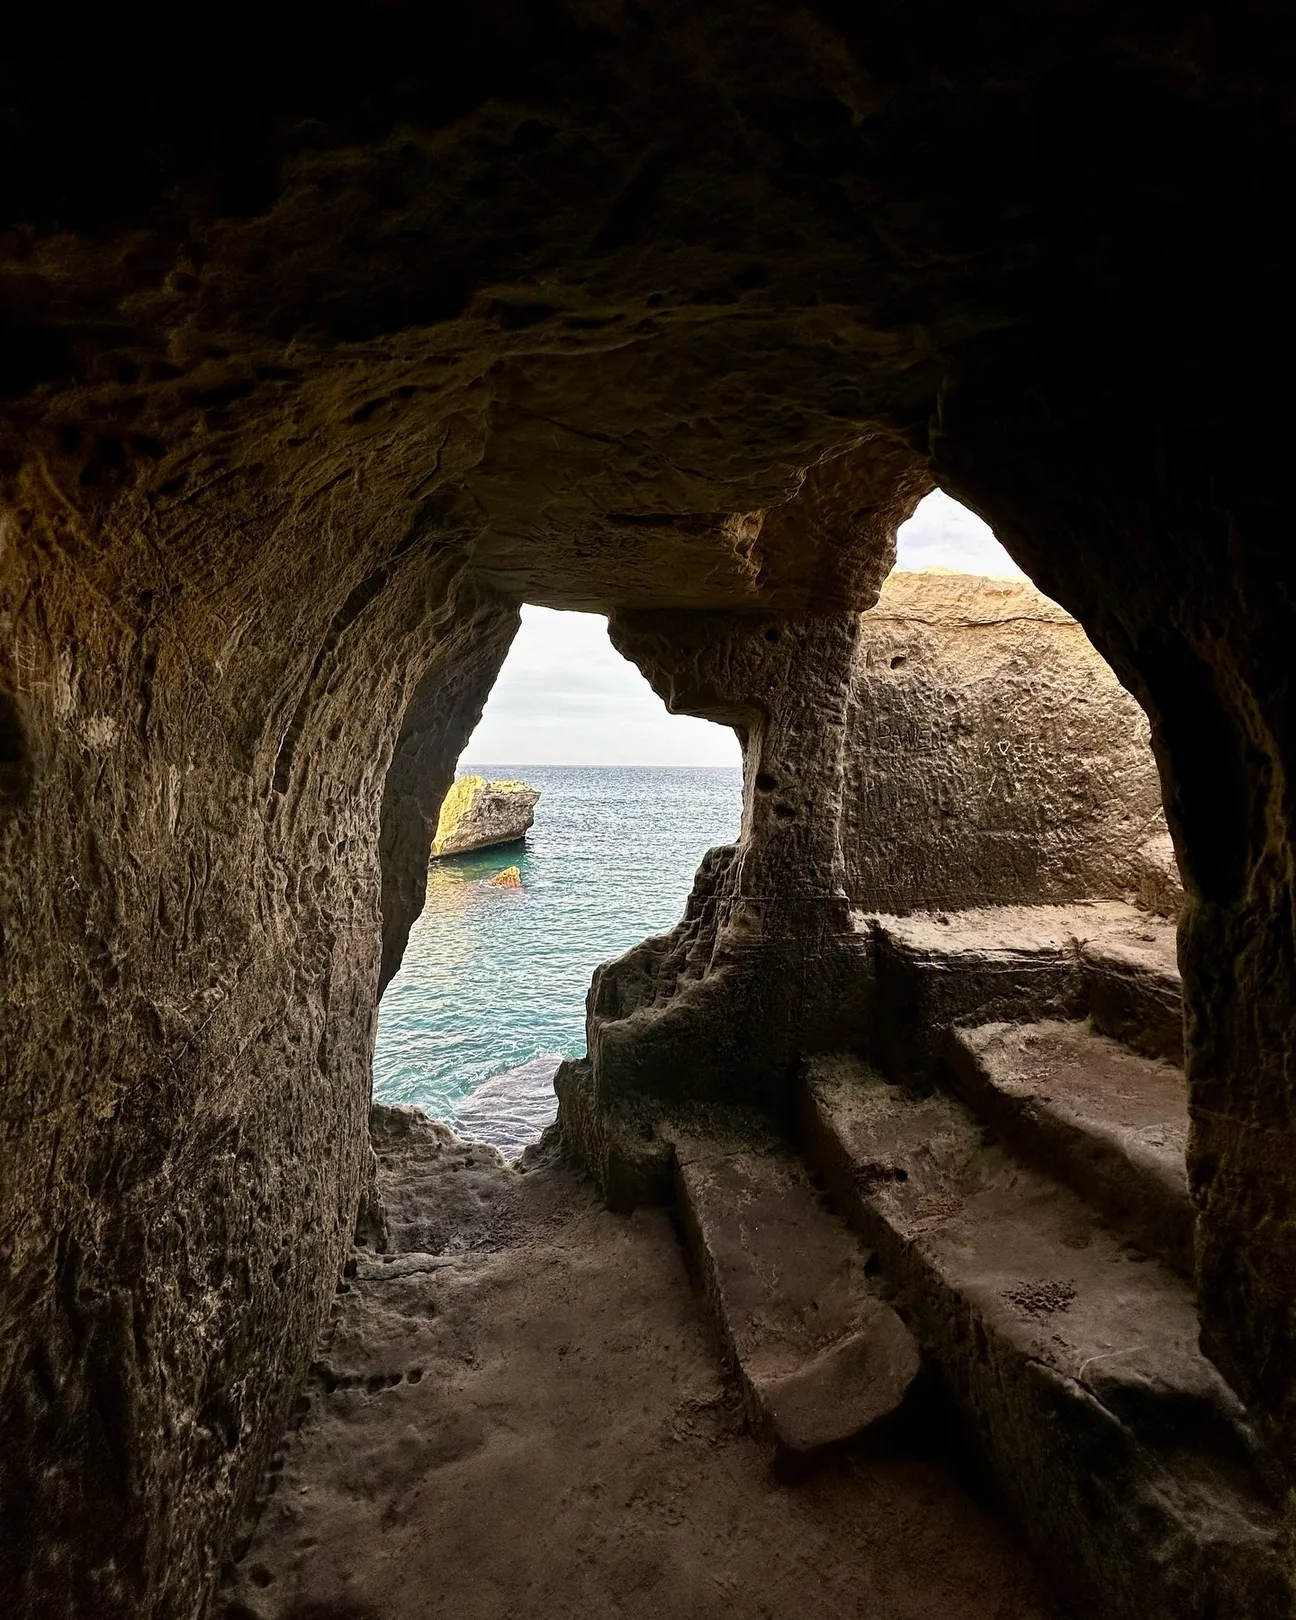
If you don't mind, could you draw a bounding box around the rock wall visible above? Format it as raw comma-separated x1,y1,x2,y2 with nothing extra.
841,571,1171,914
558,609,880,1204
934,415,1296,1481
0,454,514,1615
2,6,1296,1610
562,569,1177,1202
0,444,908,1618
379,636,521,996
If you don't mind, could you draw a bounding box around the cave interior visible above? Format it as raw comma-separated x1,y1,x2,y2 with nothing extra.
3,6,1296,1618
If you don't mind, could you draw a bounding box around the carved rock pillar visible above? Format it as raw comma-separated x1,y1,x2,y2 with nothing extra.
556,610,869,1206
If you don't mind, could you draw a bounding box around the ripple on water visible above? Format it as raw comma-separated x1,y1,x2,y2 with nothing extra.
374,765,743,1153
450,1055,565,1158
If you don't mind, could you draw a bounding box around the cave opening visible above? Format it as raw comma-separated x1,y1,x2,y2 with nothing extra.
862,488,1182,922
853,492,1194,1278
282,490,1202,1620
5,18,1296,1618
373,605,743,1155
894,488,1026,579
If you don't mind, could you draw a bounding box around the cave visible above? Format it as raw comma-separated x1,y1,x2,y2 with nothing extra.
373,602,743,1152
3,8,1295,1618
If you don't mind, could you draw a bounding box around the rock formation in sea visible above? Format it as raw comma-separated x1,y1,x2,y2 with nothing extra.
2,16,1294,1620
431,777,540,859
486,864,523,888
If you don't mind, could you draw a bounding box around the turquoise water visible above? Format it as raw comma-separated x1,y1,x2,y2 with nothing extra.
373,765,744,1133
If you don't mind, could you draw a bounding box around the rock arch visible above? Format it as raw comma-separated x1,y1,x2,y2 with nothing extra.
2,8,1295,1613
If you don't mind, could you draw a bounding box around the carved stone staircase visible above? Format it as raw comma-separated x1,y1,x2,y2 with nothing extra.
672,1130,921,1471
672,903,1294,1620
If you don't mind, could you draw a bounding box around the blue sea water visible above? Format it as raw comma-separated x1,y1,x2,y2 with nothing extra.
373,765,744,1145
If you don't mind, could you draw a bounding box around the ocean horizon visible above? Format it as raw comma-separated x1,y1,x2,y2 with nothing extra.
373,763,744,1149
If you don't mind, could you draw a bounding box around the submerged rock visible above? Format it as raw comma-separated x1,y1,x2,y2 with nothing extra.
431,776,540,859
453,1055,564,1158
487,865,522,889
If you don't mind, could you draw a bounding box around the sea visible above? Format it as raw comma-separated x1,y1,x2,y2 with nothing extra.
372,764,744,1155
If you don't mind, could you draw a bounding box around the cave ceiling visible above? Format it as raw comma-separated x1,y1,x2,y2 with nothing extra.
3,3,1284,618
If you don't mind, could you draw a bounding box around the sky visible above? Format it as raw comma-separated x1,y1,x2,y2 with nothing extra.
893,489,1025,577
461,491,1024,767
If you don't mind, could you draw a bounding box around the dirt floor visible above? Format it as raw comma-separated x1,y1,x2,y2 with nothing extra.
219,1112,1056,1620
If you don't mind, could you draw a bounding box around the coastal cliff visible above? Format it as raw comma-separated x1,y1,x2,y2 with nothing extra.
431,777,540,859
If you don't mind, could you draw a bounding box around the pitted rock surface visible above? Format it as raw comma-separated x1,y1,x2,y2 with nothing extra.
430,775,540,858
2,10,1296,1616
843,572,1169,915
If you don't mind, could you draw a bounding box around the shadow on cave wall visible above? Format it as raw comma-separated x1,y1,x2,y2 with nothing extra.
2,10,1295,1617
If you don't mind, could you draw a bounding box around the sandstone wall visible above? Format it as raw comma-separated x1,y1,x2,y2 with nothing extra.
561,571,1179,1205
559,609,879,1203
841,571,1172,914
0,455,517,1616
2,6,1296,1610
380,622,521,994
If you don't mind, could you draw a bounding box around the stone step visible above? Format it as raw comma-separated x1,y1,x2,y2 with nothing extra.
800,1055,1290,1620
942,1020,1193,1275
672,1135,920,1470
1079,928,1184,1066
864,902,1182,1082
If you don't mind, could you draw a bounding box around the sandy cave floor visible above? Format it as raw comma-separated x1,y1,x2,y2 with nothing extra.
220,1119,1057,1620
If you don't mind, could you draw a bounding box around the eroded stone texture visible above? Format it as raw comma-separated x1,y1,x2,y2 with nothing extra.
944,1020,1192,1276
842,572,1169,914
561,571,1176,1200
930,404,1296,1474
0,363,912,1617
430,774,540,859
557,608,884,1202
2,5,1296,1611
0,506,513,1616
0,88,929,1612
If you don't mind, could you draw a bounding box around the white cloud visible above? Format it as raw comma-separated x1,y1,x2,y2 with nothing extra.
895,490,1026,577
462,606,743,767
462,494,1022,766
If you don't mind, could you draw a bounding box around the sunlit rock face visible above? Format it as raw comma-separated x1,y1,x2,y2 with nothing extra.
430,775,540,859
842,571,1170,915
2,6,1295,1615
